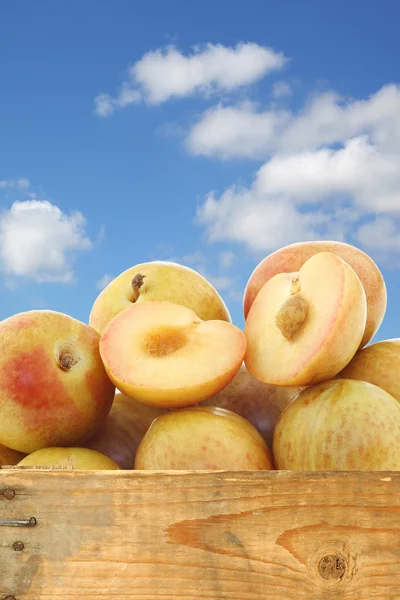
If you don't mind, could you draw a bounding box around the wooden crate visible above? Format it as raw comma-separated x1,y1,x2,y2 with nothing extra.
1,467,399,599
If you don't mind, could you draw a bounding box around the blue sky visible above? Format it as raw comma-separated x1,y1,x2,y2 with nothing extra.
1,0,400,342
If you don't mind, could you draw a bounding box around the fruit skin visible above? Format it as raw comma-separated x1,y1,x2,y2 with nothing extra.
273,379,400,471
134,406,274,470
89,260,231,335
99,300,246,408
243,240,387,348
199,364,302,450
338,339,400,402
0,310,115,454
244,252,367,386
17,447,120,470
0,443,25,466
83,391,166,468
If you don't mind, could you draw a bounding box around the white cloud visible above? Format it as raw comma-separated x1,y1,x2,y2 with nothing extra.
94,88,141,117
94,94,115,117
96,273,114,290
196,135,400,255
0,178,30,190
95,42,287,115
255,136,400,212
197,187,326,252
278,84,400,155
0,200,92,282
355,217,400,253
272,81,292,98
191,82,400,260
186,102,291,159
187,84,400,160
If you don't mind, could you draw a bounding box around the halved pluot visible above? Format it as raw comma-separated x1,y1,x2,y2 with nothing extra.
99,300,246,408
243,240,386,349
244,252,367,387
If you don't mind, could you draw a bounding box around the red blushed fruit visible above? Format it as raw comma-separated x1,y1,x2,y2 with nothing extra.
0,310,115,454
3,346,80,424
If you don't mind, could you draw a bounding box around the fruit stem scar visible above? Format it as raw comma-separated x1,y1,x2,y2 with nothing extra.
275,294,309,340
59,352,77,370
131,273,146,302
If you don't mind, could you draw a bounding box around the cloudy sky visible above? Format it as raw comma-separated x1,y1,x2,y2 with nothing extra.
1,0,399,341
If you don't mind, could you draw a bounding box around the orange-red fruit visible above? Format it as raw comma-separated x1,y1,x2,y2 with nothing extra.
134,406,274,470
99,300,246,408
244,252,367,386
243,240,386,348
0,310,115,453
273,379,400,471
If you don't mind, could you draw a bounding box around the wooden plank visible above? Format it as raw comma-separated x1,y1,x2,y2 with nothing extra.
1,469,400,599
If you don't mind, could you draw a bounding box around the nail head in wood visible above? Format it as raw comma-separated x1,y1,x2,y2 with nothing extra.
13,541,24,551
3,488,15,500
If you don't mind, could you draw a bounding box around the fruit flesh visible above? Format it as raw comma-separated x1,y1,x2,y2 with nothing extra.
243,240,387,348
89,260,231,335
273,379,400,471
134,406,274,470
244,252,367,386
100,300,246,408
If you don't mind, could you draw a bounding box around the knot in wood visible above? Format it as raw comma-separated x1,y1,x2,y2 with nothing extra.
318,553,347,580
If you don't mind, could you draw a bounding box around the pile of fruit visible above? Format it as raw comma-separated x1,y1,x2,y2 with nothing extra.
1,240,399,472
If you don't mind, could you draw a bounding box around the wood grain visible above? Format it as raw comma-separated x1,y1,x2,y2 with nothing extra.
1,469,400,599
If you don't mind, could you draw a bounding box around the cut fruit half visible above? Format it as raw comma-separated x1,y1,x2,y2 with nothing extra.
100,300,246,408
244,252,367,386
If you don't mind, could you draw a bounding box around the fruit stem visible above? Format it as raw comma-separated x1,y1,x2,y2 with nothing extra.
290,278,301,295
131,273,146,302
